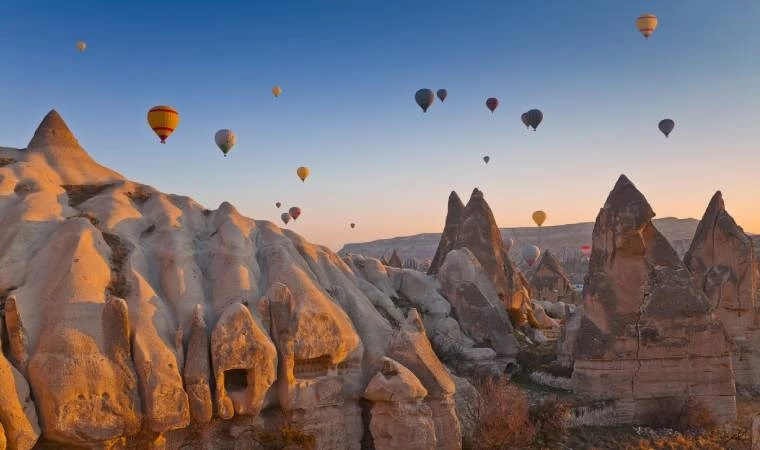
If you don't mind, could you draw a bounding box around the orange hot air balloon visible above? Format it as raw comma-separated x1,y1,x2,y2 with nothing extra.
297,166,310,182
147,106,179,144
636,13,658,38
532,210,547,227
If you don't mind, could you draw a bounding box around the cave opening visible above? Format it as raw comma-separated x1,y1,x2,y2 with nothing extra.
224,369,249,392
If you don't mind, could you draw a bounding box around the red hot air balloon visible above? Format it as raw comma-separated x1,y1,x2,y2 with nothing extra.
486,98,499,113
580,245,592,258
289,207,301,221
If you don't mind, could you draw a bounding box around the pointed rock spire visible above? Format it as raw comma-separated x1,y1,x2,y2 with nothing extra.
529,250,578,304
428,192,464,275
27,110,82,150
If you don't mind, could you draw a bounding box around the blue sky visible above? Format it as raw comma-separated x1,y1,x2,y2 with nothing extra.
1,1,759,250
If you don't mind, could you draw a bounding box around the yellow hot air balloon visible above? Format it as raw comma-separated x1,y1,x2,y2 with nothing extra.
76,41,87,52
272,86,282,97
297,166,310,182
532,210,547,227
147,106,180,144
636,13,658,38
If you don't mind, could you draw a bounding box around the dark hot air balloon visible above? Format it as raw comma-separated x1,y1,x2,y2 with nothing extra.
658,119,675,138
436,89,447,102
289,207,301,221
415,89,435,112
280,212,290,225
483,156,490,164
275,202,281,208
521,113,529,128
525,109,543,130
350,223,356,229
486,97,499,113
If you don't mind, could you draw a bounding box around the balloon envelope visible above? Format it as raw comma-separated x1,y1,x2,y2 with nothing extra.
276,202,281,208
297,166,310,182
658,119,675,138
350,223,356,229
214,129,236,156
532,210,547,227
483,156,490,164
636,13,658,38
76,41,87,52
521,113,529,128
436,89,448,102
289,207,302,220
580,245,592,258
272,86,282,97
525,109,543,130
147,106,179,144
486,97,499,112
415,89,435,112
522,245,541,267
280,212,290,225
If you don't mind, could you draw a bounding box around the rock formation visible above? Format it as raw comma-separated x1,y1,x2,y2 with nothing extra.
364,357,436,450
428,188,533,324
567,175,736,425
529,250,579,304
388,250,403,268
684,192,760,393
0,111,475,449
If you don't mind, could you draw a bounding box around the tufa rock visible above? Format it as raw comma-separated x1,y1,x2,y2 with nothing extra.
529,250,579,304
388,250,404,269
568,175,736,425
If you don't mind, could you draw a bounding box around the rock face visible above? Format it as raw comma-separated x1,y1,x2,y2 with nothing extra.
0,112,469,449
530,250,579,304
388,250,403,268
428,188,533,323
364,357,436,450
684,192,760,393
568,175,736,425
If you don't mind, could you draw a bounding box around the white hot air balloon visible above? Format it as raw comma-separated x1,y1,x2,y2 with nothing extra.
215,129,237,157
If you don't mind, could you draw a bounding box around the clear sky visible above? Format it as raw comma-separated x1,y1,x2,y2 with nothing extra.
1,1,759,251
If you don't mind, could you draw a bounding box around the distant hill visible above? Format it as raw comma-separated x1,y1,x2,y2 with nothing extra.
339,217,702,283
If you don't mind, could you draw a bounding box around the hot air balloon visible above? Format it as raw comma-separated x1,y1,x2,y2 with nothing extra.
486,98,499,113
214,129,236,157
276,202,282,208
522,245,541,267
521,113,529,129
483,156,490,164
525,109,543,130
636,13,658,38
350,223,356,229
504,238,514,252
415,89,435,112
272,86,282,97
297,166,310,182
532,210,547,227
289,207,302,221
147,106,179,144
76,41,87,52
437,89,448,102
280,212,291,225
580,245,592,258
658,119,675,138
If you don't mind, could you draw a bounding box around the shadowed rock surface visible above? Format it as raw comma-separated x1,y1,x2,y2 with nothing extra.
567,175,737,425
684,192,760,394
529,250,579,304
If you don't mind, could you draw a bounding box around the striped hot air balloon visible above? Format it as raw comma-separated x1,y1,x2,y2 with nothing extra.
147,106,179,144
636,13,658,38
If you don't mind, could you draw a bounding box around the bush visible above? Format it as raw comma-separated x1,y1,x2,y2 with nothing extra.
464,376,535,450
530,396,570,447
647,397,716,432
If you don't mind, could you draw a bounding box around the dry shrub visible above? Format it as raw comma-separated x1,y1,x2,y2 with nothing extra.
647,397,716,432
465,376,535,450
530,396,570,447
